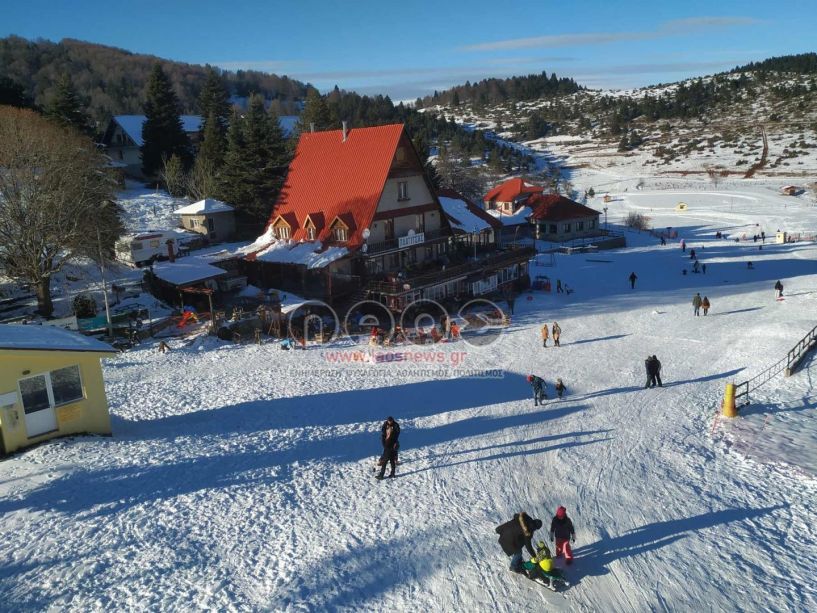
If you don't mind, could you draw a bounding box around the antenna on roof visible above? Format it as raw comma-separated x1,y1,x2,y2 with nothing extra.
342,121,348,142
309,122,315,133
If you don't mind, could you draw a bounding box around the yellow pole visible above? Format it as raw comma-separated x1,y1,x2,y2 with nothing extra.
722,383,737,418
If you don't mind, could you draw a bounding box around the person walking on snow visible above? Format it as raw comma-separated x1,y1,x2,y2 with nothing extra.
702,296,711,316
496,512,543,573
629,272,638,289
693,292,703,316
774,280,784,299
556,279,563,294
681,239,686,252
376,416,400,480
527,374,548,406
552,322,562,347
550,506,576,564
702,263,707,275
541,324,550,347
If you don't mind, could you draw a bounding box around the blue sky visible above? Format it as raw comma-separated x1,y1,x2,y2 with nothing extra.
3,0,815,99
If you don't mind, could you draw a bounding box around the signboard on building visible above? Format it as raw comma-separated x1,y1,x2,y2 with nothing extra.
398,232,424,248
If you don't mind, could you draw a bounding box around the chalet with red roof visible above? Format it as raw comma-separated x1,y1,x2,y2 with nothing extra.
528,194,601,241
483,177,544,216
245,123,534,309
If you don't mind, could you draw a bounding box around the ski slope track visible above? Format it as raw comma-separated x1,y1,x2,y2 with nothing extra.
1,178,817,611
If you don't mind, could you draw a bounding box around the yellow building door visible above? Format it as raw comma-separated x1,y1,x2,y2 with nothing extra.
18,374,58,438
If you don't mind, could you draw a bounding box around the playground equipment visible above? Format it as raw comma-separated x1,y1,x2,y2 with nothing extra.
177,308,199,328
675,202,688,211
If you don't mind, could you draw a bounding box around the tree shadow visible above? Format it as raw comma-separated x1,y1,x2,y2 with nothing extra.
572,505,787,584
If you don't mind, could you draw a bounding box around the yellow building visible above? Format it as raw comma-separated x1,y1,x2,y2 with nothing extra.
0,324,116,455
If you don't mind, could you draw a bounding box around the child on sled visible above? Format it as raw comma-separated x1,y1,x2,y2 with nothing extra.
522,541,569,590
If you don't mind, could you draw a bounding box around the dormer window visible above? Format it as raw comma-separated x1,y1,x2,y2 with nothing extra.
271,216,291,240
276,226,290,239
332,226,348,242
306,226,316,240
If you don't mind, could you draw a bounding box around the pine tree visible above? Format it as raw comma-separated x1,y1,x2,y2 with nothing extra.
46,74,90,133
296,87,333,134
218,96,290,223
141,64,191,177
198,65,231,139
198,110,226,169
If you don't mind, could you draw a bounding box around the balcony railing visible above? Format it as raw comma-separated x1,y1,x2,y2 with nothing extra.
366,246,535,296
365,228,450,255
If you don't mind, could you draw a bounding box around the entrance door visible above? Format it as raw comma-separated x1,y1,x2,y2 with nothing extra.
18,374,58,438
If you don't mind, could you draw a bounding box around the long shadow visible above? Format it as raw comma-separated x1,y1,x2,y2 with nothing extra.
569,334,631,346
0,395,581,518
119,373,533,440
665,367,745,387
741,394,817,417
574,385,643,401
712,306,764,316
573,505,786,582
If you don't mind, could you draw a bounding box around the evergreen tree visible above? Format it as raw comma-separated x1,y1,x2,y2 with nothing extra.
296,87,334,133
198,110,226,169
141,64,191,177
219,96,289,222
198,65,231,137
45,74,90,133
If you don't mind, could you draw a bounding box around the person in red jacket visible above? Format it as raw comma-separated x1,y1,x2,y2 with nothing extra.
549,506,576,564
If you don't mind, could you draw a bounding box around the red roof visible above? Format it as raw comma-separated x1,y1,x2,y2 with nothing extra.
528,194,600,221
484,177,544,203
267,124,405,248
436,188,503,230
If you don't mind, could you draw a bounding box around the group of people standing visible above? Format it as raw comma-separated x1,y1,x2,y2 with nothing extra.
496,507,577,576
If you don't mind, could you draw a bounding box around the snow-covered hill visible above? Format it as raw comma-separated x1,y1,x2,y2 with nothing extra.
1,177,817,611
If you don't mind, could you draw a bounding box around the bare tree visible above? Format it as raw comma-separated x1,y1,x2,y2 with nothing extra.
186,155,219,201
0,106,121,316
161,154,187,197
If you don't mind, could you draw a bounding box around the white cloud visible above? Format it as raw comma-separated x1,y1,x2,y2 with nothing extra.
461,16,763,52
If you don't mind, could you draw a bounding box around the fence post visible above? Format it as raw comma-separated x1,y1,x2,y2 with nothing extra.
722,383,738,418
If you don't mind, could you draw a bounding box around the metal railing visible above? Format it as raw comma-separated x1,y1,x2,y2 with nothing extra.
785,323,817,376
733,323,817,405
366,247,535,296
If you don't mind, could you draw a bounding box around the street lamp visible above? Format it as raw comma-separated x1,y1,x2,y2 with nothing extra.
603,206,608,231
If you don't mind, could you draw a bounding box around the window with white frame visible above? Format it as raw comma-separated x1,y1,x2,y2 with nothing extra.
332,225,348,242
276,225,290,239
397,181,409,201
18,365,84,413
306,225,316,240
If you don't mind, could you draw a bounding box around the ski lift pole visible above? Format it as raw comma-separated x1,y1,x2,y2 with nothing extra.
96,225,114,340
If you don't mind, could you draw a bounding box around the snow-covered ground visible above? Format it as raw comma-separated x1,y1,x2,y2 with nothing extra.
2,176,817,611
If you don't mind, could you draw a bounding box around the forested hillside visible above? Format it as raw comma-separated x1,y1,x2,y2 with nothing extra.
0,36,308,127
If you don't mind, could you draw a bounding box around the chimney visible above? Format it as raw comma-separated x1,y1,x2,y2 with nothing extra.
309,122,315,133
166,239,176,263
342,121,348,142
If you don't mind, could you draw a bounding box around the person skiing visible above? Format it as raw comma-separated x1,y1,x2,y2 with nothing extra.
629,272,637,289
702,296,711,316
541,324,550,347
549,506,576,564
527,374,547,406
774,280,784,299
692,292,703,316
376,416,400,480
554,378,566,399
495,512,543,573
552,322,561,347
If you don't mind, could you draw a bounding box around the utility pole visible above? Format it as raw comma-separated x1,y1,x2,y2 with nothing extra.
96,225,114,339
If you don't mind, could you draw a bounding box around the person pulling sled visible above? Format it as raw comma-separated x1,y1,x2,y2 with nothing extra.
495,512,543,573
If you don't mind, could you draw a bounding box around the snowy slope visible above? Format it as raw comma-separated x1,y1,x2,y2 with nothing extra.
1,179,817,611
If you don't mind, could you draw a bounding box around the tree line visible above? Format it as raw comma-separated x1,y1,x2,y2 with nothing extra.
418,71,582,108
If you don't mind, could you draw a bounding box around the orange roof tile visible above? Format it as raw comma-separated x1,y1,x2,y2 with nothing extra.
528,194,600,221
484,177,544,203
267,124,405,248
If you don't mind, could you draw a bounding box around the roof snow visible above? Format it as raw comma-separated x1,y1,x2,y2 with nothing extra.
487,206,533,226
114,115,203,148
254,240,349,269
438,196,494,232
174,199,235,215
151,257,228,286
0,324,115,353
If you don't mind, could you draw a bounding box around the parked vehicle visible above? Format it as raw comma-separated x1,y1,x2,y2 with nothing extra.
115,231,179,266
